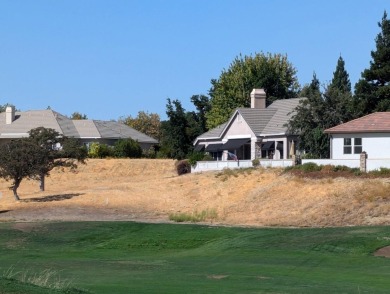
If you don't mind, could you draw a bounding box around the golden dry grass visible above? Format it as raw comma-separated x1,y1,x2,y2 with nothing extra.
0,159,389,227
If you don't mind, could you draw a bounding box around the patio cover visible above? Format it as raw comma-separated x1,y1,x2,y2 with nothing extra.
223,138,250,150
194,144,205,152
205,143,224,152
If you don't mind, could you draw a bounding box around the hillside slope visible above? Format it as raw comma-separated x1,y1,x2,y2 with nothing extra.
0,159,389,227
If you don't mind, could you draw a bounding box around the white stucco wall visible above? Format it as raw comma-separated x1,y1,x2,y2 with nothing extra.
331,133,390,160
223,113,255,138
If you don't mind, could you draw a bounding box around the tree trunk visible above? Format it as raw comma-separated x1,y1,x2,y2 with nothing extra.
12,179,21,201
40,173,45,191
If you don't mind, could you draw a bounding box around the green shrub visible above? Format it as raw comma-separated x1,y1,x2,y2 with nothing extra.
369,167,390,176
176,160,191,175
88,142,113,158
188,152,206,166
252,158,260,167
299,162,322,172
332,165,350,172
113,139,142,158
142,146,157,158
202,154,213,161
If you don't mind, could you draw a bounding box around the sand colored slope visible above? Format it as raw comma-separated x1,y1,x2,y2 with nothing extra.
0,159,389,227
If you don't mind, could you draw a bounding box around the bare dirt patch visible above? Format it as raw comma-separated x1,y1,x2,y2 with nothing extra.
374,246,390,258
0,159,389,227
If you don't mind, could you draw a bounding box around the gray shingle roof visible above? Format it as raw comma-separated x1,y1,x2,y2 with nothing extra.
0,110,78,138
261,98,304,135
0,109,158,144
196,122,227,140
93,120,158,143
237,108,277,135
72,120,101,138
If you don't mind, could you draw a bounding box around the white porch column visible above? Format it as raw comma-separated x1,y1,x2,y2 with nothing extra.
283,137,288,159
251,138,257,160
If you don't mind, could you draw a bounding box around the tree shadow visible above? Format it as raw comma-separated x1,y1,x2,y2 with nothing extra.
22,193,84,203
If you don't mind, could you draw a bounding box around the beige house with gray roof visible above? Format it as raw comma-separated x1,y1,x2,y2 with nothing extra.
194,89,305,161
0,107,158,149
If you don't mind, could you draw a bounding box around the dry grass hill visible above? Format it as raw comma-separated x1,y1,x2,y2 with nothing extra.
0,159,389,227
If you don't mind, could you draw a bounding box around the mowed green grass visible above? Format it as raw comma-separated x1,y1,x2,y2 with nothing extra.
0,222,389,293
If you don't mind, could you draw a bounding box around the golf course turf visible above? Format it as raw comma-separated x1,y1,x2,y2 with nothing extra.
0,222,389,293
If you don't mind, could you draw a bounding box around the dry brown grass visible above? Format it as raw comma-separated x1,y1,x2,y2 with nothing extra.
0,159,389,227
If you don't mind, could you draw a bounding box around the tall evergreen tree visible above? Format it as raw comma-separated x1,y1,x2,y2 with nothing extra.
160,99,191,160
289,73,329,158
324,56,354,125
354,11,390,114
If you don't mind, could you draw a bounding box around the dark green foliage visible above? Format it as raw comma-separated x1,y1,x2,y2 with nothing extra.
252,158,260,167
28,127,87,191
113,139,143,158
206,52,300,128
188,151,206,166
0,139,50,200
289,56,354,158
60,138,88,163
87,142,113,158
288,73,330,158
354,11,390,114
190,94,211,133
160,99,191,159
176,160,191,175
299,162,322,172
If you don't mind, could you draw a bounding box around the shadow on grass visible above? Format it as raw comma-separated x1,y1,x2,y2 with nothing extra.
22,193,84,203
0,210,12,214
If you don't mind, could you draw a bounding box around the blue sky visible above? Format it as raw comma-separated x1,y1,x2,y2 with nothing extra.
0,0,389,120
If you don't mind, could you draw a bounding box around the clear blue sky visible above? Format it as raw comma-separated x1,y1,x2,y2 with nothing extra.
0,0,389,120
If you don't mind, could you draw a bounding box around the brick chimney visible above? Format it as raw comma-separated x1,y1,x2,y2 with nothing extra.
6,106,15,124
250,89,266,109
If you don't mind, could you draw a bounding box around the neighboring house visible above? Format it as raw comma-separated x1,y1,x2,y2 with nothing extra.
0,106,158,150
194,89,305,161
324,112,390,160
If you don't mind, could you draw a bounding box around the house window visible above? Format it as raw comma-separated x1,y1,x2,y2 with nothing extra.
343,138,362,154
343,138,352,154
354,138,362,154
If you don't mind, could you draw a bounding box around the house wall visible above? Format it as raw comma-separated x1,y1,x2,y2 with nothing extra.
223,113,255,138
331,133,390,159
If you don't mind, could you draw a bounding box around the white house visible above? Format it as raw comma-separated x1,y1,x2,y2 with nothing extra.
324,112,390,160
193,89,305,162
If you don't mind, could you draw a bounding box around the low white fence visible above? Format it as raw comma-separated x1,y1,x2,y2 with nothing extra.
192,159,293,173
192,160,252,173
258,159,294,168
302,158,390,172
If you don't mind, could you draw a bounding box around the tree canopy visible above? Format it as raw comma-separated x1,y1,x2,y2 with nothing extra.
0,139,50,200
206,52,300,129
288,56,354,158
0,127,87,200
354,11,390,114
70,112,88,120
121,111,161,141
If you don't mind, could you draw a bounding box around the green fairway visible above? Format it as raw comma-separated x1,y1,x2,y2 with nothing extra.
0,222,389,293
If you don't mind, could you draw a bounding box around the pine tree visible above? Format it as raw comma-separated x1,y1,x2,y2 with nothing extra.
354,11,390,114
288,73,329,158
324,56,354,125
